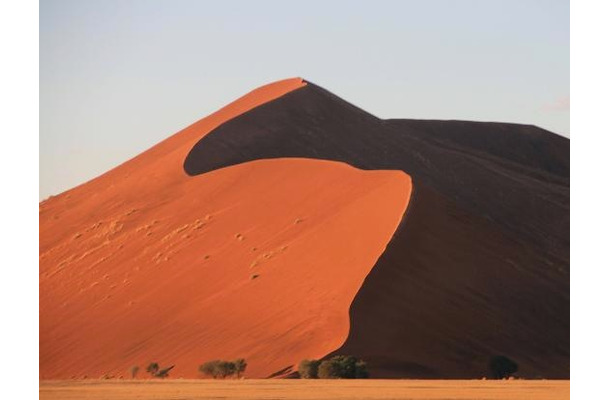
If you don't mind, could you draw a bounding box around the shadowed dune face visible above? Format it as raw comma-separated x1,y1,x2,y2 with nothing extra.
39,78,412,379
332,184,568,378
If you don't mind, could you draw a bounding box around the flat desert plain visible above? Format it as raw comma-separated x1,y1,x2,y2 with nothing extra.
39,379,569,400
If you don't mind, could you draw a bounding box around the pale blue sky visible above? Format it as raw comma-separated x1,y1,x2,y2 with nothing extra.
40,0,569,199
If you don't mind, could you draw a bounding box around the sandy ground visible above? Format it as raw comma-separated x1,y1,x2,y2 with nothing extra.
39,379,569,400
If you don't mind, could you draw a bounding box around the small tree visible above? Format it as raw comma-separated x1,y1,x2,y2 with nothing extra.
318,356,368,379
318,358,342,379
217,361,236,378
146,362,159,377
234,358,247,378
199,360,220,378
298,359,321,379
156,365,175,378
145,362,174,378
488,355,518,379
354,359,369,378
199,360,241,379
130,365,140,379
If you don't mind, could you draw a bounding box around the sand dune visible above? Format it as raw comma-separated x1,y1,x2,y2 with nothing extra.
182,80,569,378
39,78,411,379
40,77,568,379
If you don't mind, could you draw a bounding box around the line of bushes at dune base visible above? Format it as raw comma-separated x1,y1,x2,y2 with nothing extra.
127,354,518,380
128,356,370,380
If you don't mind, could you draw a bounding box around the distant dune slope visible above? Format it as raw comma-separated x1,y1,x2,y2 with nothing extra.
184,81,569,378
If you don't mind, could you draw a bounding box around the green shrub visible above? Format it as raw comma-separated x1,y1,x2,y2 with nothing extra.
155,365,174,378
199,360,221,378
318,359,341,379
488,355,518,379
298,359,321,379
199,359,246,379
146,362,159,376
312,356,368,379
217,361,236,378
354,359,369,378
145,362,173,378
234,358,247,378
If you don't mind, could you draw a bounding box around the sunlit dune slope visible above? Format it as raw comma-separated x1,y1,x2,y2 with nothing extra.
39,78,412,379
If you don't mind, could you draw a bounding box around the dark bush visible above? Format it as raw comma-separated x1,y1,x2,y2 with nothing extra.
318,359,341,379
199,359,246,379
199,360,221,378
130,365,139,379
317,356,368,379
155,365,174,378
146,362,159,376
488,355,518,379
298,359,321,379
354,359,369,378
217,361,236,378
234,358,247,378
145,362,174,378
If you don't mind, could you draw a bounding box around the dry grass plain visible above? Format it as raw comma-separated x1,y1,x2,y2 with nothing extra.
39,379,569,400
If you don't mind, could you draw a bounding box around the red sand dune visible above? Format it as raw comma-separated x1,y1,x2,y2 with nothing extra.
182,80,569,378
39,78,412,379
40,77,569,380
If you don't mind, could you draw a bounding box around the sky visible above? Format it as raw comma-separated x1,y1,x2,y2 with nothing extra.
40,0,569,199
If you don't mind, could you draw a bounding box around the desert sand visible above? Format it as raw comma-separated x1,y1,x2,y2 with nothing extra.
39,379,569,400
